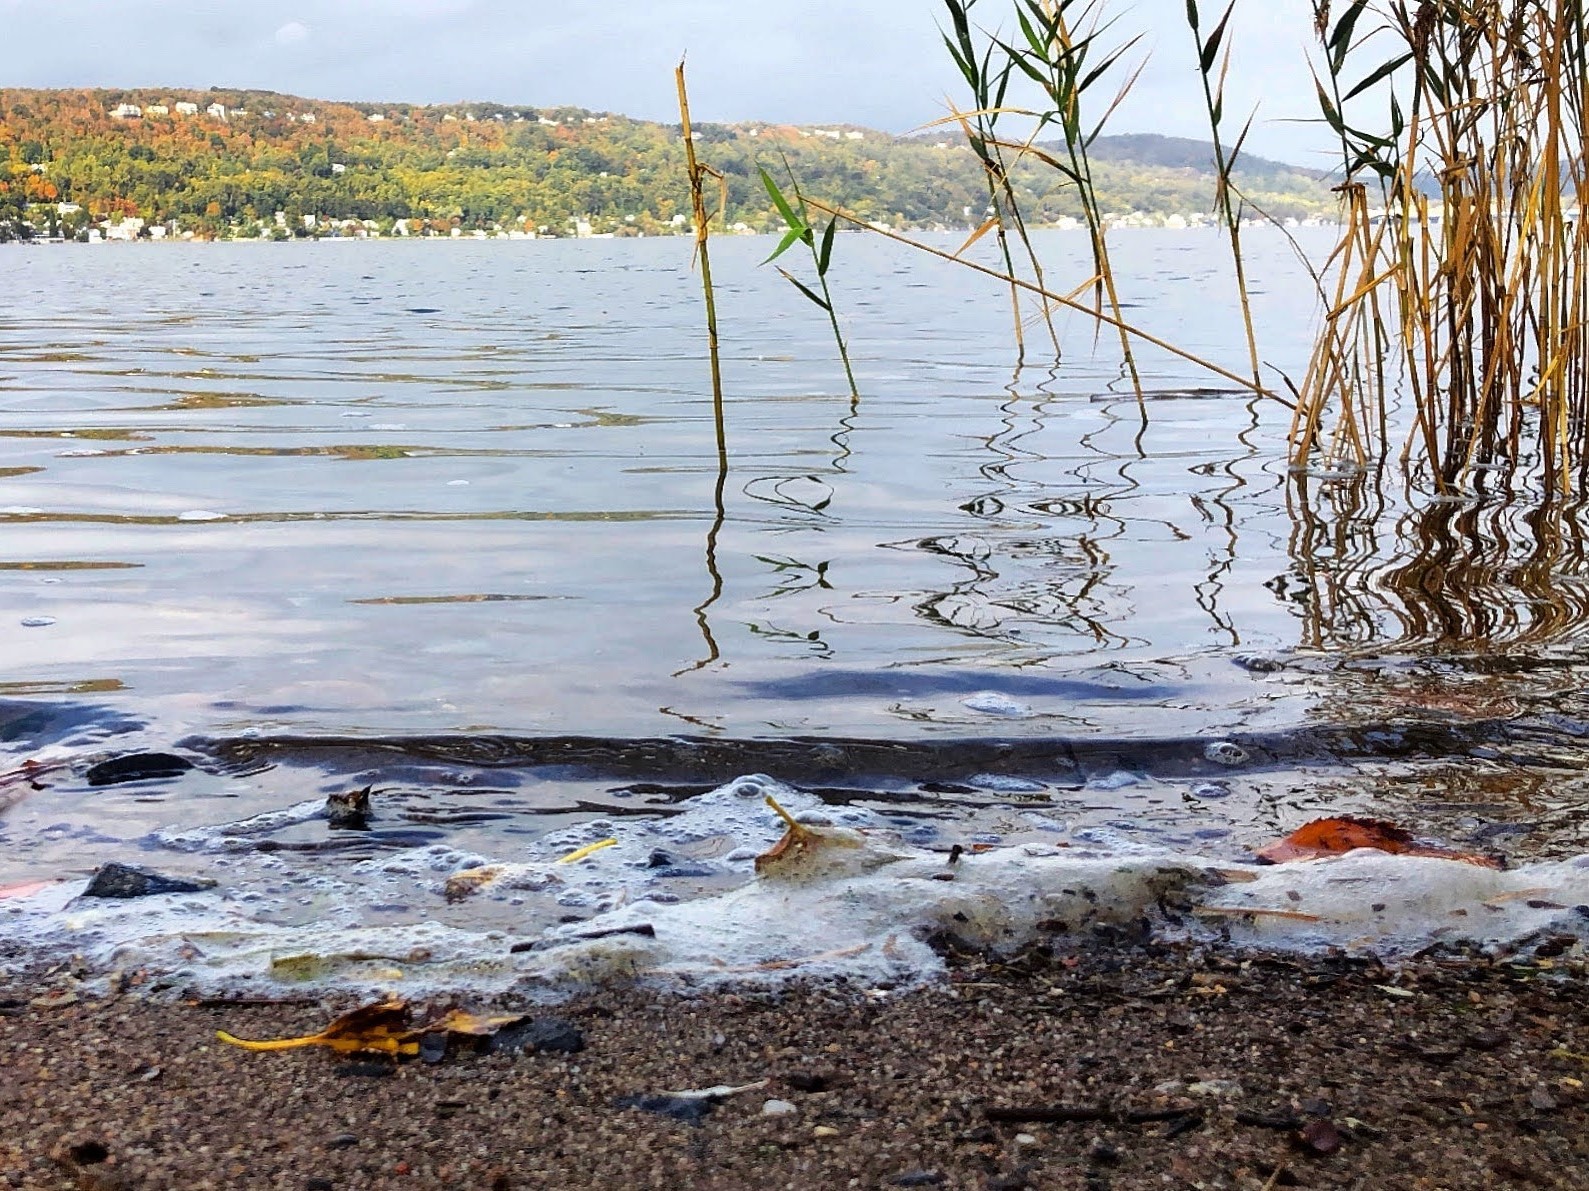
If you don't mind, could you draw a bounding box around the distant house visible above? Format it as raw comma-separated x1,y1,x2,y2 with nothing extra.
442,113,458,122
206,102,228,120
300,113,317,124
109,103,142,119
367,113,385,123
146,104,169,116
174,101,199,115
104,217,145,241
331,163,347,174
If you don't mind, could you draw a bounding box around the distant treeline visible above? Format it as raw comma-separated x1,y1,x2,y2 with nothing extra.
0,87,1339,239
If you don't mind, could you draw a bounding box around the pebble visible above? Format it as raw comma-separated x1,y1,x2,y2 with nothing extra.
813,1125,840,1137
19,616,55,628
1186,1079,1243,1098
1014,1132,1038,1146
761,1098,797,1117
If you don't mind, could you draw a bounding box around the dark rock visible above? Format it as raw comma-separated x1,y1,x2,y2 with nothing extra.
488,1016,585,1056
85,753,194,787
1086,1137,1121,1165
785,1071,830,1093
66,1140,108,1166
305,1179,334,1191
325,1134,358,1150
82,863,216,899
888,1173,944,1187
418,1031,448,1064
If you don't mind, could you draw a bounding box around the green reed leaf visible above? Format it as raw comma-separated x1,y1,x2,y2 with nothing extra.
763,226,805,265
817,217,838,277
759,167,804,231
777,268,831,312
1342,51,1412,102
1200,3,1235,77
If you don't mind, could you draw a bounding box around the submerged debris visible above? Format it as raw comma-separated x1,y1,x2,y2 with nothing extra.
84,752,194,787
1256,817,1501,868
325,784,374,829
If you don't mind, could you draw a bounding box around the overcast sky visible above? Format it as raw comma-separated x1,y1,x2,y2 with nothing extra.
1,1,1335,166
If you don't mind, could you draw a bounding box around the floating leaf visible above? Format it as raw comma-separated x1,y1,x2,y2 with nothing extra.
0,879,58,900
754,795,866,879
1255,817,1500,868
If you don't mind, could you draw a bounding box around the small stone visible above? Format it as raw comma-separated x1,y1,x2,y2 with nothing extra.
1014,1132,1038,1146
489,1016,585,1056
305,1180,334,1191
785,1071,829,1093
325,1134,358,1150
888,1173,945,1188
1296,1118,1342,1155
1086,1137,1120,1165
761,1099,797,1117
1528,1085,1559,1112
813,1125,841,1138
1186,1079,1243,1098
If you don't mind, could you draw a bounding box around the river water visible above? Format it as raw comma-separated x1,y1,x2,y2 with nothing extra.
3,231,1589,969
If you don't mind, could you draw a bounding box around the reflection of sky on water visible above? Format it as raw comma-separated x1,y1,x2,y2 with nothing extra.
0,229,1586,744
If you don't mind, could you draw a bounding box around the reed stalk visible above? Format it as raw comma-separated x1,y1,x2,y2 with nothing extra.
1298,1,1589,497
675,59,726,421
1184,0,1262,391
675,59,728,673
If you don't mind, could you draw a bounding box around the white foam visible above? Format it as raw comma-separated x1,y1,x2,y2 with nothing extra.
2,775,1585,999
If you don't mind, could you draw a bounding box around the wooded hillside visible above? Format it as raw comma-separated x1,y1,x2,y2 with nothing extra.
0,87,1337,239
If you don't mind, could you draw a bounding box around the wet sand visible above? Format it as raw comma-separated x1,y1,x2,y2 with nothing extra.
2,943,1585,1190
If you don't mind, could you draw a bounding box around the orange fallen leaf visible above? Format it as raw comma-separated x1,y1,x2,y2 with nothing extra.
1255,817,1500,868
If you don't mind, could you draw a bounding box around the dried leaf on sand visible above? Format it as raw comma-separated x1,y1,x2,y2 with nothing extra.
216,999,526,1058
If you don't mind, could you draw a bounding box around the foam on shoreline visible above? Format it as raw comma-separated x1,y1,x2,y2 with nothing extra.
3,775,1586,998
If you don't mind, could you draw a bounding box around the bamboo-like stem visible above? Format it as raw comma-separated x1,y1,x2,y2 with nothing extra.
675,60,724,418
675,59,727,675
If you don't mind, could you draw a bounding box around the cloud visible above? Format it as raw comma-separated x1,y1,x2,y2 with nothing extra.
274,21,310,46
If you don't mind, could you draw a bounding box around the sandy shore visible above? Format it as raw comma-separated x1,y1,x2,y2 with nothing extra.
1,943,1585,1190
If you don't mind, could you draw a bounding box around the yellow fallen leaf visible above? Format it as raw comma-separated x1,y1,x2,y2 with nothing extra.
424,1009,526,1036
557,838,617,864
217,998,419,1056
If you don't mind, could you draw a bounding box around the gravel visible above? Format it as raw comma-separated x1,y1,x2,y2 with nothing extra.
1,942,1585,1189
